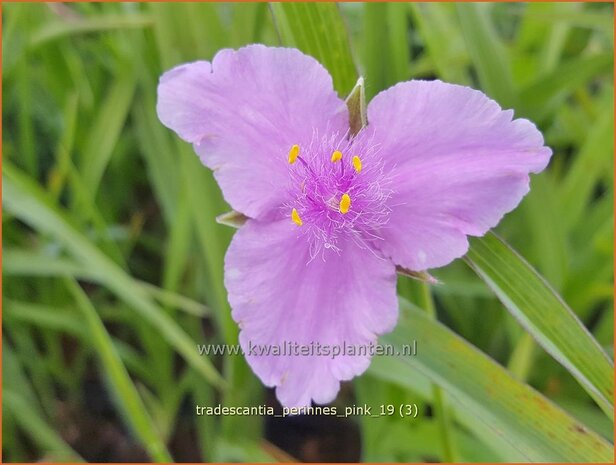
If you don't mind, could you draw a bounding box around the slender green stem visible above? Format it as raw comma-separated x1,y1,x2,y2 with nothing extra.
420,283,457,463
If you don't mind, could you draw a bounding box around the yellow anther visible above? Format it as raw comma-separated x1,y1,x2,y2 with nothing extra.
288,144,300,164
339,193,351,214
291,208,303,226
352,155,362,173
331,150,343,162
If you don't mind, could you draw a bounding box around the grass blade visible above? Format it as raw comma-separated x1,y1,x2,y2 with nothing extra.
30,14,152,47
65,278,172,462
80,66,137,198
518,53,613,121
465,233,614,419
270,2,358,95
361,2,410,99
377,299,613,462
560,109,614,229
3,389,83,462
456,3,516,107
2,162,225,389
410,3,470,84
3,248,208,317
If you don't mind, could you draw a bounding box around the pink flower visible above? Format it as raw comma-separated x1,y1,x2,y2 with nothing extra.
157,45,551,407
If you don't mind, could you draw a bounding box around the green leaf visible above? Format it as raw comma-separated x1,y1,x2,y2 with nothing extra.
456,3,516,107
560,108,614,229
361,2,410,99
270,2,358,95
80,66,137,198
178,145,234,341
518,175,568,291
3,389,83,462
29,14,153,47
2,162,225,389
5,300,84,335
65,278,172,462
3,249,210,318
465,233,614,419
518,53,613,121
3,342,44,417
521,9,614,36
133,92,181,224
410,3,470,84
375,299,613,462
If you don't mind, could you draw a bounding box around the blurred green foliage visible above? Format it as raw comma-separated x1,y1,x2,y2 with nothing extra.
2,2,614,463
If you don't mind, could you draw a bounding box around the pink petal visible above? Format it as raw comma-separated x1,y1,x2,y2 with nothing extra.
225,219,398,407
157,45,348,218
366,80,552,270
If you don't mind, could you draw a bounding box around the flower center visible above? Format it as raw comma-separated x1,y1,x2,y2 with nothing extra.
283,131,392,258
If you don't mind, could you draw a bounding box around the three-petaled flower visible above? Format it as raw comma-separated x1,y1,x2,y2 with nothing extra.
157,45,551,407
